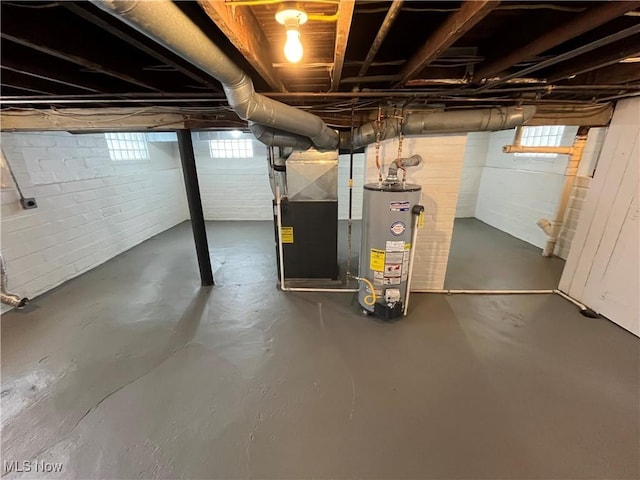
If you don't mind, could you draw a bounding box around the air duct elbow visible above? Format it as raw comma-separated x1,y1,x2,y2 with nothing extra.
249,122,313,150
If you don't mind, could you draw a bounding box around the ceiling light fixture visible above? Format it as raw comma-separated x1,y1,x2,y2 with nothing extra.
275,3,308,64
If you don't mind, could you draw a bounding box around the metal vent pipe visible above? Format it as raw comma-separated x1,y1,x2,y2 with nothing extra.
341,106,537,150
92,0,339,151
1,254,28,309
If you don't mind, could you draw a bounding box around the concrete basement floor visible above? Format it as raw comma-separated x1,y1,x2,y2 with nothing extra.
1,220,638,479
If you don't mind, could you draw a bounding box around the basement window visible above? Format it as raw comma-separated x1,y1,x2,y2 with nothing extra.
104,132,149,161
515,126,566,158
209,139,253,158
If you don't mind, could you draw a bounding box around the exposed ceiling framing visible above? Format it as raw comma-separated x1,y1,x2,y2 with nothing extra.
1,0,639,131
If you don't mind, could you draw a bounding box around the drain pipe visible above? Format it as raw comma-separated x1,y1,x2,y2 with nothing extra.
92,0,338,151
504,127,589,256
0,254,28,309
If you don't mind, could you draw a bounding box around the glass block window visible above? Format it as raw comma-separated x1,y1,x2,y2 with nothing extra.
209,139,253,158
104,132,149,161
515,126,566,158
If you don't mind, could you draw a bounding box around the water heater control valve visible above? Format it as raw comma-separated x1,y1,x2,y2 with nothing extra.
385,288,401,305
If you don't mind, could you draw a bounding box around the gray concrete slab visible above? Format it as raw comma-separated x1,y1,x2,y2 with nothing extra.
445,218,566,290
2,220,638,479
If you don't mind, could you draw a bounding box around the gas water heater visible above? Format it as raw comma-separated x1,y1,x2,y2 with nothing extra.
358,157,423,320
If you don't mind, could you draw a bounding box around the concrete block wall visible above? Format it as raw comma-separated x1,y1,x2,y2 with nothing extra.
555,176,591,260
192,132,273,221
365,135,467,289
475,126,579,249
0,132,188,306
456,132,489,217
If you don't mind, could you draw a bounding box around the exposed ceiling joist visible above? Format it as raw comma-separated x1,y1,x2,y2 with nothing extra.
548,37,640,83
1,61,103,94
357,0,403,79
62,2,222,92
393,0,499,88
0,32,163,92
474,1,640,80
479,23,640,90
569,63,640,85
330,0,355,91
197,0,285,92
0,67,86,96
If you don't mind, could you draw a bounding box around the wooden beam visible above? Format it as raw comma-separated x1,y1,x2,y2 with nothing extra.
330,0,355,91
0,108,188,132
197,0,285,92
475,1,640,80
357,0,403,78
548,36,640,83
393,1,498,87
61,2,221,92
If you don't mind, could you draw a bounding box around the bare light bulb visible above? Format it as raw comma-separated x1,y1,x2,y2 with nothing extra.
284,28,303,63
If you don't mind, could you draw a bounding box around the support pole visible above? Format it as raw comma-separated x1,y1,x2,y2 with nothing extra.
177,129,214,286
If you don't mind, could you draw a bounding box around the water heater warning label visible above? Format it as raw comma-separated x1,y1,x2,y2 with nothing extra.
370,249,385,272
390,201,410,212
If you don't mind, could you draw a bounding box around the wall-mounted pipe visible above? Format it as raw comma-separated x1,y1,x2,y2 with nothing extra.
92,0,339,151
0,254,28,309
388,154,422,178
342,106,537,150
503,127,589,256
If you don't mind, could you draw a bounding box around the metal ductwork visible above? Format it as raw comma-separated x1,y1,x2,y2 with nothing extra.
249,122,312,151
92,0,339,151
341,106,538,150
1,254,28,309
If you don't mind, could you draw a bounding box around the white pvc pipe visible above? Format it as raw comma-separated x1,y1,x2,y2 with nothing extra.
403,212,420,316
275,187,286,292
411,289,555,294
287,288,359,293
554,289,588,310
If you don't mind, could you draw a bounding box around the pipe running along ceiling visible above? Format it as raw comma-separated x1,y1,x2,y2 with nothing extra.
93,0,536,151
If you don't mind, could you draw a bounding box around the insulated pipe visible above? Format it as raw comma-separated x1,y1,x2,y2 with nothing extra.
92,0,339,151
0,253,28,309
343,106,537,149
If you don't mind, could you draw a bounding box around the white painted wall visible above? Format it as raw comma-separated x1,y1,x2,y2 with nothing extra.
192,132,273,221
475,126,579,248
560,98,639,336
365,135,467,290
456,132,489,217
0,131,188,306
